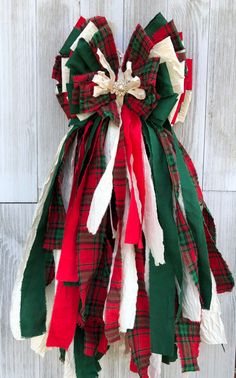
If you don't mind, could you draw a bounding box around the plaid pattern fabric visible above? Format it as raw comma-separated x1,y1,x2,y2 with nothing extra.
74,122,108,314
157,127,200,289
203,207,234,293
83,237,113,356
122,24,155,71
127,246,151,378
151,20,184,53
52,55,62,82
90,24,119,75
43,130,78,250
175,200,200,289
125,57,160,120
176,317,200,372
179,141,234,293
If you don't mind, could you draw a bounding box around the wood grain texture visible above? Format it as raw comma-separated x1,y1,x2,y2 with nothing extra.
203,0,236,191
37,0,80,193
80,0,124,51
123,0,167,50
0,204,64,378
0,0,37,202
168,0,210,185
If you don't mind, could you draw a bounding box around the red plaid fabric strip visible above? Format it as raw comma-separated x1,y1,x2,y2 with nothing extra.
151,20,184,53
52,55,62,82
75,122,109,316
122,24,155,71
71,72,121,125
178,141,203,204
176,317,200,372
90,24,119,75
157,128,181,196
125,57,160,120
43,129,78,250
44,250,55,285
203,207,234,293
127,246,151,378
175,201,200,289
83,238,113,356
157,127,200,289
179,141,234,293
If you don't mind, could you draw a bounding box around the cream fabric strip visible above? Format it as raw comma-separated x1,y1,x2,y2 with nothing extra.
142,137,165,266
119,188,138,332
70,21,98,51
149,36,191,125
87,118,121,234
10,128,72,340
201,272,227,344
149,36,185,94
87,47,145,235
174,90,192,123
61,57,70,93
63,340,77,378
92,48,146,106
181,267,227,344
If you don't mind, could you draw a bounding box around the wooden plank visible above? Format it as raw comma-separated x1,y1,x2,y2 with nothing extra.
203,0,236,191
123,1,167,50
80,0,124,51
0,203,64,378
168,0,210,185
0,0,37,202
37,1,80,193
162,192,236,378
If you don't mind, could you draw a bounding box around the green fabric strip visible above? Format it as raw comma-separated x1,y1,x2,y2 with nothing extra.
74,327,101,378
20,124,82,337
67,39,101,115
67,38,100,75
171,127,212,309
144,12,167,37
60,24,85,56
148,62,178,128
142,120,183,357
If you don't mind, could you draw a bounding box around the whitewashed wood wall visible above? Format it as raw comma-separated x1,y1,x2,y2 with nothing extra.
0,0,235,377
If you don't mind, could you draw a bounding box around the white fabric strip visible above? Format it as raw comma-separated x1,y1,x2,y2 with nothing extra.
63,340,77,378
61,57,70,93
142,137,165,266
119,188,138,332
30,249,61,356
87,118,121,234
149,36,185,94
144,243,150,294
61,133,78,211
175,90,192,123
148,353,162,378
200,272,227,344
70,21,98,51
10,129,72,340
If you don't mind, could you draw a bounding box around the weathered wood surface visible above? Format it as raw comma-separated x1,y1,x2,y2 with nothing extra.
0,0,235,377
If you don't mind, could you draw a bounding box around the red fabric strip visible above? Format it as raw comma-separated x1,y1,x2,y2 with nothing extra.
56,119,102,283
46,282,80,349
122,104,145,248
